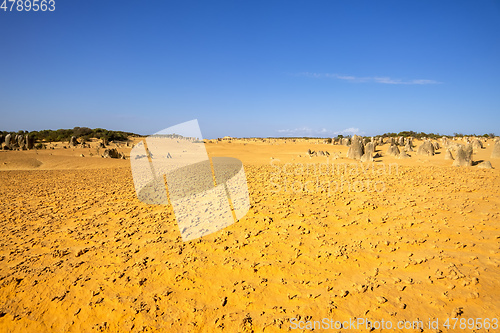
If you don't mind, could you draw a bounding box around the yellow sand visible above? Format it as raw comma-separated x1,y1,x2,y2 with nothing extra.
0,138,499,332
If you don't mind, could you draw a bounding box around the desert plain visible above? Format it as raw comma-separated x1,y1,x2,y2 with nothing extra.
0,136,499,332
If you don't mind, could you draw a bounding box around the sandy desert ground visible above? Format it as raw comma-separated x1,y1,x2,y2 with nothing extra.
0,138,499,332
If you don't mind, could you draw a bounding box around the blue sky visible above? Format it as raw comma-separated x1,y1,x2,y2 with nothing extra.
1,0,499,138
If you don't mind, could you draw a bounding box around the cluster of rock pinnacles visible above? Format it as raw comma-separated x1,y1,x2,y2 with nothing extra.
0,133,34,150
306,135,499,168
0,134,126,159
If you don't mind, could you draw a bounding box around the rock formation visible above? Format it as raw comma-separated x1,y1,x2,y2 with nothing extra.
477,161,493,169
17,135,25,150
365,142,375,155
360,153,373,162
441,137,450,147
69,136,78,147
386,144,400,157
491,141,500,158
5,134,11,148
417,141,435,156
472,139,483,150
398,150,410,159
444,149,454,160
25,135,34,150
347,136,364,160
103,148,124,159
452,146,472,167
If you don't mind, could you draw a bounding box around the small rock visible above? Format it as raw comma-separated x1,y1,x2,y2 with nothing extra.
477,161,493,169
451,307,463,317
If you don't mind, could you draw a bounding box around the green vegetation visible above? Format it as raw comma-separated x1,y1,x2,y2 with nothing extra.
260,131,496,140
0,127,140,143
383,131,496,139
1,129,495,144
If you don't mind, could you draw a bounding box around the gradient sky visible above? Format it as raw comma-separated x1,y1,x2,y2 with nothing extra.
1,0,499,138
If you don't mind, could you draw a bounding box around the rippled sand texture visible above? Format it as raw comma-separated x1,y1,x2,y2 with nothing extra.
0,139,499,332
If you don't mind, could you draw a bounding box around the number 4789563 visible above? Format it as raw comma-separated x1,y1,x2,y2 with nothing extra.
1,0,55,11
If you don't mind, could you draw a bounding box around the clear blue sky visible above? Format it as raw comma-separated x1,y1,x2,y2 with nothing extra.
1,0,499,138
